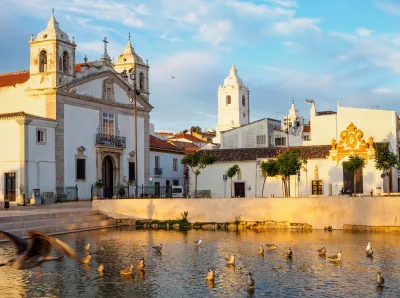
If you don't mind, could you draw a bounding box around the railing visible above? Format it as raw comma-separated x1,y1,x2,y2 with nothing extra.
141,186,172,198
91,185,173,199
154,168,163,176
96,133,126,148
55,185,78,202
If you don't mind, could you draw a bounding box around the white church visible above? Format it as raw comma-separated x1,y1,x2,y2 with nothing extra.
0,11,152,204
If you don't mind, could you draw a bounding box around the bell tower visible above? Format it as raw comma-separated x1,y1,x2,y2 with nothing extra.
215,64,250,143
29,9,76,89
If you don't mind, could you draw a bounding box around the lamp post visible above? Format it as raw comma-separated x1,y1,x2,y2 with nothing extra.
129,72,141,198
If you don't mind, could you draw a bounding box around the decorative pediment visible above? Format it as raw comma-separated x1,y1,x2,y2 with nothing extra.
329,122,375,164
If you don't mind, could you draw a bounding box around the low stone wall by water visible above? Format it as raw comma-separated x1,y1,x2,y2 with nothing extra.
92,196,400,230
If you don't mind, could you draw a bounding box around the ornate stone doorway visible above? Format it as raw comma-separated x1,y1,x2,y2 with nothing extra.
102,156,114,198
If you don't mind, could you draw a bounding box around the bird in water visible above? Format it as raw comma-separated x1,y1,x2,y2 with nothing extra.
285,248,293,258
258,245,264,255
81,254,91,264
366,242,373,257
0,230,77,270
138,257,145,270
328,251,342,262
98,263,105,274
317,247,326,256
120,264,134,276
84,243,91,251
246,272,255,287
265,244,278,250
152,244,163,252
194,238,203,246
225,255,235,265
206,268,214,281
376,271,385,286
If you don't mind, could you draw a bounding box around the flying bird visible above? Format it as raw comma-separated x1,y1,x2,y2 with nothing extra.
171,76,176,79
0,230,77,270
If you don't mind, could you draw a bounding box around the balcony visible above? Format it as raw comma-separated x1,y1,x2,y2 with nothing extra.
96,133,126,148
154,168,163,176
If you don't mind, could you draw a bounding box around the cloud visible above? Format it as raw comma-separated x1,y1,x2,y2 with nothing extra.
282,40,299,47
195,20,232,45
372,88,394,94
268,17,321,35
160,32,183,42
356,28,373,37
133,4,153,16
226,0,294,17
374,0,400,15
269,0,298,7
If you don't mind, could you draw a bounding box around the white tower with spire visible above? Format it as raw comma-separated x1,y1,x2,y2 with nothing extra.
214,64,249,143
28,8,76,89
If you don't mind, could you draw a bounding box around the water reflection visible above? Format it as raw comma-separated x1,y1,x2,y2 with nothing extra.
0,228,399,297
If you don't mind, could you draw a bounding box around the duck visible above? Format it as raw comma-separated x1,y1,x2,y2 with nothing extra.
81,254,91,264
246,272,255,287
152,244,163,252
328,251,342,262
258,245,264,255
225,255,235,265
206,268,214,281
317,247,326,256
376,271,385,286
98,263,105,274
194,238,203,246
0,230,77,270
120,264,134,276
84,243,91,251
265,244,278,250
366,242,373,257
286,248,293,258
138,257,145,270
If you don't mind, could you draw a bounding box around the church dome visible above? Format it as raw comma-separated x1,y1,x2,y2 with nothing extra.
115,39,144,65
223,64,244,87
35,11,71,43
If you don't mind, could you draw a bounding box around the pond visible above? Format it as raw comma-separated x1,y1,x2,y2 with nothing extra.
0,227,399,297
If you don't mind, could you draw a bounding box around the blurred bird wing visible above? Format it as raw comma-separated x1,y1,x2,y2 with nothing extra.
317,247,326,253
0,230,28,255
328,254,338,259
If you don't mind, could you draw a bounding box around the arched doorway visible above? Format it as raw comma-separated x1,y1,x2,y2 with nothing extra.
102,156,114,198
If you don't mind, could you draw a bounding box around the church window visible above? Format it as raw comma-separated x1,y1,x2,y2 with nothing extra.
242,95,246,107
36,128,46,144
39,50,47,73
226,95,231,105
139,72,144,91
63,51,69,73
76,158,86,180
102,113,115,136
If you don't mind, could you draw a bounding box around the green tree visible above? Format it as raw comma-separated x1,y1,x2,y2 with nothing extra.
181,153,216,198
226,164,241,197
374,143,399,195
190,126,203,134
260,160,279,197
343,155,366,196
276,148,305,197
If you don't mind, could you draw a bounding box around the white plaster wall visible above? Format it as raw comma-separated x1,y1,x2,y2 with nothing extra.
221,119,269,149
150,151,184,186
75,78,103,99
113,84,131,105
0,121,20,202
64,104,98,198
309,113,337,145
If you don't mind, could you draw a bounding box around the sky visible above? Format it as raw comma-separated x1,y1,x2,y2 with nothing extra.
1,0,400,132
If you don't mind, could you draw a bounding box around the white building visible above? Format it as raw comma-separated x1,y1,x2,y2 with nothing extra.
149,135,185,193
0,12,152,203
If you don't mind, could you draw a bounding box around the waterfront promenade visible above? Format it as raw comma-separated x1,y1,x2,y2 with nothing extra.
0,201,91,217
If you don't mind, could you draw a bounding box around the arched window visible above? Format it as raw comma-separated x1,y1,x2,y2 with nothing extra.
226,95,231,105
63,51,69,73
242,95,246,107
39,50,47,73
139,72,144,91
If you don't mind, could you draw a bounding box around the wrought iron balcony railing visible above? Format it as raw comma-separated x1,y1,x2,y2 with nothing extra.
96,133,126,148
154,168,163,176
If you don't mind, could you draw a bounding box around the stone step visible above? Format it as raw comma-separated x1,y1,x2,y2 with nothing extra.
0,214,108,231
0,210,101,223
0,219,116,239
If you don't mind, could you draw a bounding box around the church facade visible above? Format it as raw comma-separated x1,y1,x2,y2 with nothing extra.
0,12,152,203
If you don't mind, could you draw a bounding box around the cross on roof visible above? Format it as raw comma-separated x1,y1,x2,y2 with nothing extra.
128,32,131,41
102,37,108,55
52,8,55,16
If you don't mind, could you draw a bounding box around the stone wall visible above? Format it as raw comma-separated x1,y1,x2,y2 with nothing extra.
92,196,400,230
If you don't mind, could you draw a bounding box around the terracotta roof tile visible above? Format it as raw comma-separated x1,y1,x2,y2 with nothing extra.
169,133,207,143
75,62,94,72
197,145,331,162
0,70,30,87
150,135,184,153
0,112,57,122
169,140,201,153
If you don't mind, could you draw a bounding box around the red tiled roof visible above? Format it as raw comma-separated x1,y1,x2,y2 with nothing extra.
197,145,331,162
0,70,30,87
316,111,336,116
0,111,57,122
169,140,200,153
75,62,94,72
169,133,207,143
150,135,184,153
